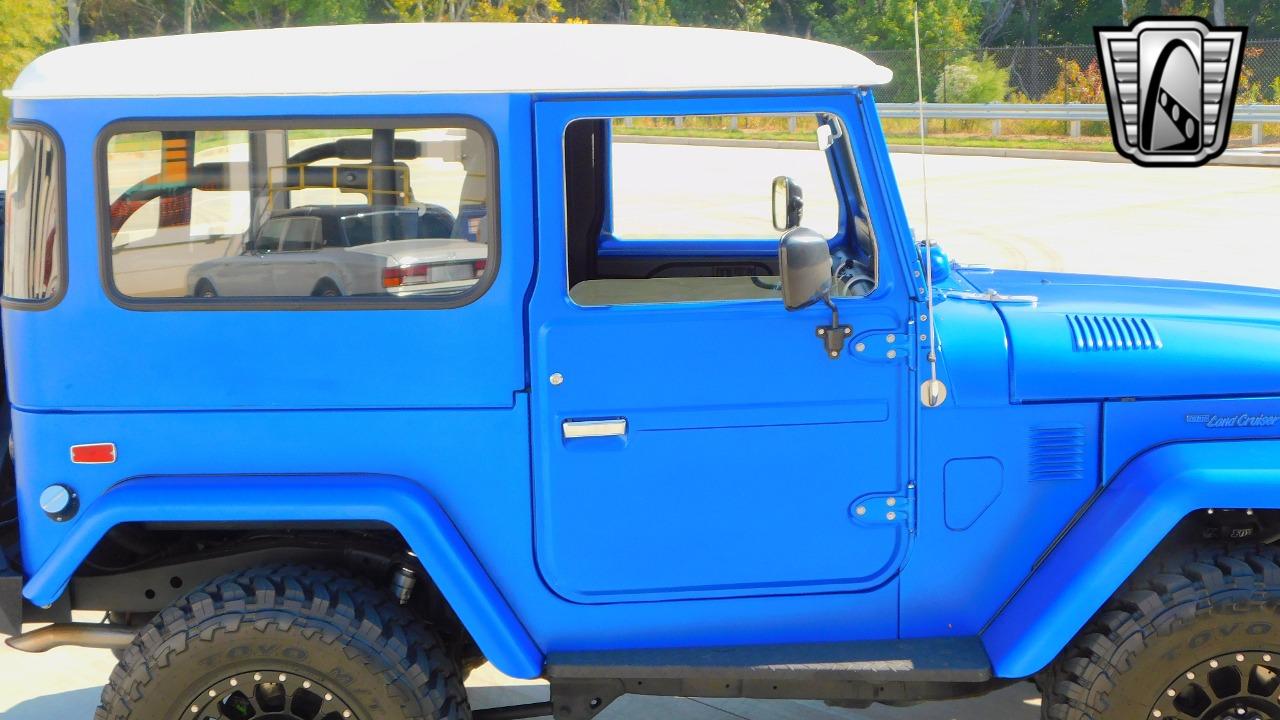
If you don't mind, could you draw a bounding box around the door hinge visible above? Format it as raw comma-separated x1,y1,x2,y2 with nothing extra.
849,330,910,364
944,289,1038,304
850,492,912,526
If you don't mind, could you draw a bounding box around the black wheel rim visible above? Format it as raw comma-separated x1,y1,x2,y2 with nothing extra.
182,669,356,720
1152,651,1280,720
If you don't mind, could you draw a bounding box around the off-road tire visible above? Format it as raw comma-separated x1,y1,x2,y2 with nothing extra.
1041,544,1280,720
94,564,469,720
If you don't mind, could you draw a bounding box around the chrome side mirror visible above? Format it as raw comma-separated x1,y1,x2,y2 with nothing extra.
772,176,803,232
779,227,831,311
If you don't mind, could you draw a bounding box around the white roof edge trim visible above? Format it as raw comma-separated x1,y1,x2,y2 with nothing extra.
7,23,892,100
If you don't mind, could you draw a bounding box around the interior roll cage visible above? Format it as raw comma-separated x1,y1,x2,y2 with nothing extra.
107,134,430,237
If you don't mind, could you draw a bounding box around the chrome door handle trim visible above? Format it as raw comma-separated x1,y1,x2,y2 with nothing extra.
562,418,628,439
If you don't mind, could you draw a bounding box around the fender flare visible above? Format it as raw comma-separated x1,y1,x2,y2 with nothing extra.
22,473,544,679
982,439,1280,679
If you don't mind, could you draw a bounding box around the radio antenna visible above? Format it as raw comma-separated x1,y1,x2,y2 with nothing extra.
914,0,947,408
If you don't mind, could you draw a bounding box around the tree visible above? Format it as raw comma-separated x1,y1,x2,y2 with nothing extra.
465,0,563,21
79,0,182,40
213,0,375,28
813,0,981,51
66,0,79,42
0,0,63,122
762,0,824,38
668,0,771,30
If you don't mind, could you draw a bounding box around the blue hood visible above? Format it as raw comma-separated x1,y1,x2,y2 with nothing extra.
953,268,1280,403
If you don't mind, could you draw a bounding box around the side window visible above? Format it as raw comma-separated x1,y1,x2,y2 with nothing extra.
102,123,494,304
253,219,287,254
4,127,64,305
610,117,840,241
281,217,322,252
564,114,875,307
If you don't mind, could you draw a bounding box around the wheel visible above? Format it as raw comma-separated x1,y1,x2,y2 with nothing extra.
194,281,218,298
312,280,341,297
95,564,469,720
1041,544,1280,720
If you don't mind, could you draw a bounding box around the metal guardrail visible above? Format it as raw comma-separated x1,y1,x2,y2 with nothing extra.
878,103,1280,144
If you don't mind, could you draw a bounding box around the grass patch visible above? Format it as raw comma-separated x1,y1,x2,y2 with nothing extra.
884,133,1115,151
615,124,1117,152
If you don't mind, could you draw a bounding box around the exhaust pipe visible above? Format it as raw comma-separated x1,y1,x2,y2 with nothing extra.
5,623,136,653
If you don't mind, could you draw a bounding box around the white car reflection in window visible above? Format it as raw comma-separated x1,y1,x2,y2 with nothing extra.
186,204,488,298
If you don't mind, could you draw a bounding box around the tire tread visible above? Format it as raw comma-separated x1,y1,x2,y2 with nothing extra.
93,563,469,720
1041,544,1280,720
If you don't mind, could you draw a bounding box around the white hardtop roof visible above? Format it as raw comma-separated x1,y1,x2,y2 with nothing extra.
6,23,891,100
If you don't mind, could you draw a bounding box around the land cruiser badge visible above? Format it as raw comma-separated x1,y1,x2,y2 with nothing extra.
1095,17,1247,167
1186,412,1280,428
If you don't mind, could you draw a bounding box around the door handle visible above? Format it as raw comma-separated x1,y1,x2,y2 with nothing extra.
562,418,628,439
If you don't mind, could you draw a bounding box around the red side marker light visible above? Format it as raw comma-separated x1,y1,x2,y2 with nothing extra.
71,443,116,464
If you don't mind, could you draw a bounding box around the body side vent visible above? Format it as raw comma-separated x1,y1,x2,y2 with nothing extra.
1030,425,1087,482
1067,314,1162,352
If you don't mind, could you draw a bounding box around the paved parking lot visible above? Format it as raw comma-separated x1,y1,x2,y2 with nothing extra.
888,150,1280,289
1,149,1277,717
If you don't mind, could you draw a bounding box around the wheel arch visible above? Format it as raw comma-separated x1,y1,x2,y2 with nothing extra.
982,438,1280,679
312,275,345,295
21,472,544,679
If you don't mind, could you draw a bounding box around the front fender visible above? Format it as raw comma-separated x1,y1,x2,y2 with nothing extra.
23,473,544,679
982,439,1280,679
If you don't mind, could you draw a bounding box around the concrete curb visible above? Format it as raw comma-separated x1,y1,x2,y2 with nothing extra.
614,134,1280,167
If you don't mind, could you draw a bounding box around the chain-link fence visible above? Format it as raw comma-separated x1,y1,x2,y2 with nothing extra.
864,39,1280,105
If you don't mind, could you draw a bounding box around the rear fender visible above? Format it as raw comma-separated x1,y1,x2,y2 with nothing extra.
982,439,1280,679
22,473,544,679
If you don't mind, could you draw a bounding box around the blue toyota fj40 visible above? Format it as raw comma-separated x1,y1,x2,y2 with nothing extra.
3,22,1280,720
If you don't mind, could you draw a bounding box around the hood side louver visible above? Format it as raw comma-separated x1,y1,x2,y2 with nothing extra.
1068,314,1162,352
1030,425,1087,482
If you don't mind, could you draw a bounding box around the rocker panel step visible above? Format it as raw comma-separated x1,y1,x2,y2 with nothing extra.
546,636,992,684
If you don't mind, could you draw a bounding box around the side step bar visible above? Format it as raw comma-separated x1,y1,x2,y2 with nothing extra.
6,623,137,653
546,637,996,720
548,636,992,684
473,702,554,720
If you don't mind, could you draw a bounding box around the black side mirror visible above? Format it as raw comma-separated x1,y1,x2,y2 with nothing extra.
779,227,849,360
772,176,804,232
779,227,832,311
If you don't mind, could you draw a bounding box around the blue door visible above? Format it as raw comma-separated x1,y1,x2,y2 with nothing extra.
529,94,916,604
